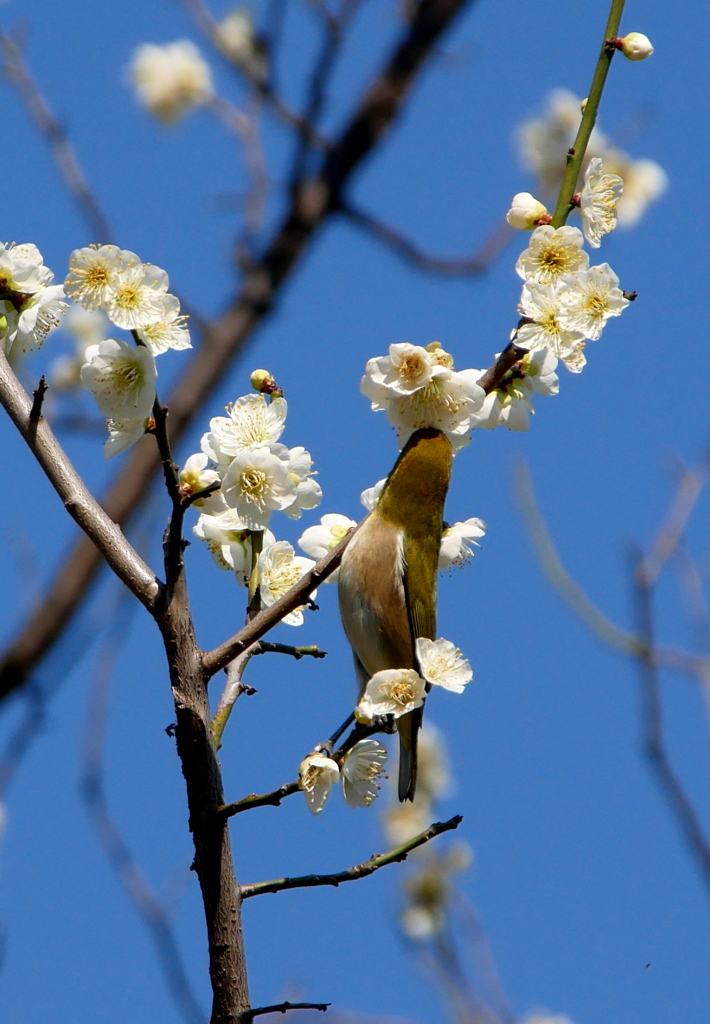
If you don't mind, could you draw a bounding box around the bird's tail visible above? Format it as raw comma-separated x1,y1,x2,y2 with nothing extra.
397,707,422,802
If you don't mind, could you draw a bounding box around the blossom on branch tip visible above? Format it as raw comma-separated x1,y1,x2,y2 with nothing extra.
516,282,586,370
217,8,259,68
257,540,316,625
105,261,170,331
557,264,630,341
179,453,220,504
220,445,296,530
0,242,53,294
65,246,135,310
81,338,157,419
298,513,357,581
356,669,426,721
201,394,288,463
439,518,486,570
579,158,624,248
416,638,472,693
281,445,322,520
616,32,654,61
130,40,213,125
506,193,549,230
7,285,68,355
136,293,191,354
341,739,388,808
515,226,588,284
299,753,340,815
365,342,449,396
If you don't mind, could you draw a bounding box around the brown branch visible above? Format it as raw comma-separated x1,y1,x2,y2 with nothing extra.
0,31,113,242
0,350,159,611
203,529,357,677
634,555,710,895
220,780,301,818
477,342,530,395
0,0,477,699
239,814,463,898
340,201,499,277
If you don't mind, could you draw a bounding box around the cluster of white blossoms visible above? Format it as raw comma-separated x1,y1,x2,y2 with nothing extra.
64,245,191,457
188,375,323,623
130,40,213,125
354,637,472,725
518,88,667,228
0,242,68,359
299,738,388,815
508,179,631,373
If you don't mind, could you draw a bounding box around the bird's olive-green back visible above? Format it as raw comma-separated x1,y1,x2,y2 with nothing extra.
375,428,453,644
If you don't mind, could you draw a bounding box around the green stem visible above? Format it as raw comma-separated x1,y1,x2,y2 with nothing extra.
551,0,627,228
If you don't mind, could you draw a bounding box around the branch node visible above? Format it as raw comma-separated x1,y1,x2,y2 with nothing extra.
29,376,48,422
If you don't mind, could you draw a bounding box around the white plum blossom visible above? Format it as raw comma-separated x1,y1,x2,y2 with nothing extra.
506,192,549,230
281,445,322,520
365,342,449,396
179,453,220,505
356,669,426,721
64,246,135,310
0,241,53,294
217,8,258,65
105,261,170,330
341,739,388,808
557,264,630,341
201,394,287,464
473,349,559,431
579,158,624,247
131,40,213,125
220,445,297,530
516,281,586,370
194,515,274,581
136,293,191,354
48,307,109,392
618,32,654,61
516,225,588,284
439,518,486,571
257,540,316,625
360,478,386,511
104,417,150,459
81,338,157,419
299,753,340,815
7,285,68,355
298,513,356,582
416,638,472,694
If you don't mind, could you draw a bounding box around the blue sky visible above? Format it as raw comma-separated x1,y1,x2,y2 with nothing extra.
1,1,709,1022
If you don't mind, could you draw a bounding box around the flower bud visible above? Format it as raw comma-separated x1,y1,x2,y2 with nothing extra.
580,97,588,113
506,193,549,230
617,32,654,60
250,368,282,396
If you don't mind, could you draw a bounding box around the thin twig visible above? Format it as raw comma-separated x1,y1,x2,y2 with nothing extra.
242,1002,330,1022
28,376,48,422
212,646,259,748
0,31,113,242
239,815,463,897
219,779,301,818
253,642,327,659
634,554,710,895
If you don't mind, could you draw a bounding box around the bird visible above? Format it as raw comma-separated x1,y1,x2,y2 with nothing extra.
338,427,453,800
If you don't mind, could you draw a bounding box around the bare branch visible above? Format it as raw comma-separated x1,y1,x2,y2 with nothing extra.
239,814,463,898
254,642,327,659
219,779,301,818
0,350,159,611
0,0,478,699
633,554,710,895
242,1002,330,1022
340,201,507,277
0,31,113,242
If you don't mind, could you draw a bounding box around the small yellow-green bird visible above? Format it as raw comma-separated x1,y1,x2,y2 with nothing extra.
338,427,453,801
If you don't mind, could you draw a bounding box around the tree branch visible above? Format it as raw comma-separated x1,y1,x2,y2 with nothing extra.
0,350,159,611
242,1002,330,1022
0,0,477,700
239,814,463,898
219,780,300,818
